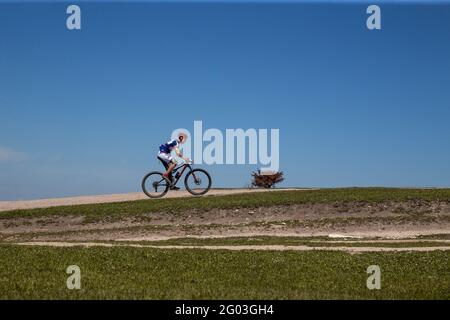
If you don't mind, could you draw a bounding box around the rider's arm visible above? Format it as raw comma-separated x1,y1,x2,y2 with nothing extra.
174,147,190,163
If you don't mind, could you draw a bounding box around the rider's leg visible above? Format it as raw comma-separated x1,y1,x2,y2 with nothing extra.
157,154,179,190
164,161,180,190
158,153,174,180
164,162,176,177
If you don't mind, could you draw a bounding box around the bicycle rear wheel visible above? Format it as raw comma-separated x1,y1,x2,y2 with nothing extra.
184,168,212,196
141,172,170,198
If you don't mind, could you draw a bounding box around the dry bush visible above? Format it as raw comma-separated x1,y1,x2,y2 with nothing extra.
251,170,284,189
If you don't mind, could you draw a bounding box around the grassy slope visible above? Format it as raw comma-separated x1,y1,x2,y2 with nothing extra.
0,245,448,299
1,189,449,300
1,188,450,221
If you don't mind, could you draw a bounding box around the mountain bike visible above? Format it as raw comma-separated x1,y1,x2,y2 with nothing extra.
141,159,212,198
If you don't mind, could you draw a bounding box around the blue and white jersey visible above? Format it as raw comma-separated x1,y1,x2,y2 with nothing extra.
159,139,178,154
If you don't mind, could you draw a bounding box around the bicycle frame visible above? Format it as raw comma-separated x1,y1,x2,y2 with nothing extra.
168,163,193,186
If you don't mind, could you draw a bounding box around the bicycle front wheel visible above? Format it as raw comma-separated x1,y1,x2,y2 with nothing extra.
141,172,170,198
184,168,212,196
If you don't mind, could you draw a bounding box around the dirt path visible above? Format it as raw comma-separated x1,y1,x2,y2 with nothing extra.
114,231,450,242
0,188,300,212
14,241,450,252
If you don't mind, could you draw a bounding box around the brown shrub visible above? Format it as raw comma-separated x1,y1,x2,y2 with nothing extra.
251,170,284,188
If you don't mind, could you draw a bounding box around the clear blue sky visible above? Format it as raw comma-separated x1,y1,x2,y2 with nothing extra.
1,1,450,200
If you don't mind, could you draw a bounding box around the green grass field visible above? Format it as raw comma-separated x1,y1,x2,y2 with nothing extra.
0,244,449,299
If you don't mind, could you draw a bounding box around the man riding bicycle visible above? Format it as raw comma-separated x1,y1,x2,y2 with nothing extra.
157,132,190,190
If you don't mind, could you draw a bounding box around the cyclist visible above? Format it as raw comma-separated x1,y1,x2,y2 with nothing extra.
158,132,190,190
